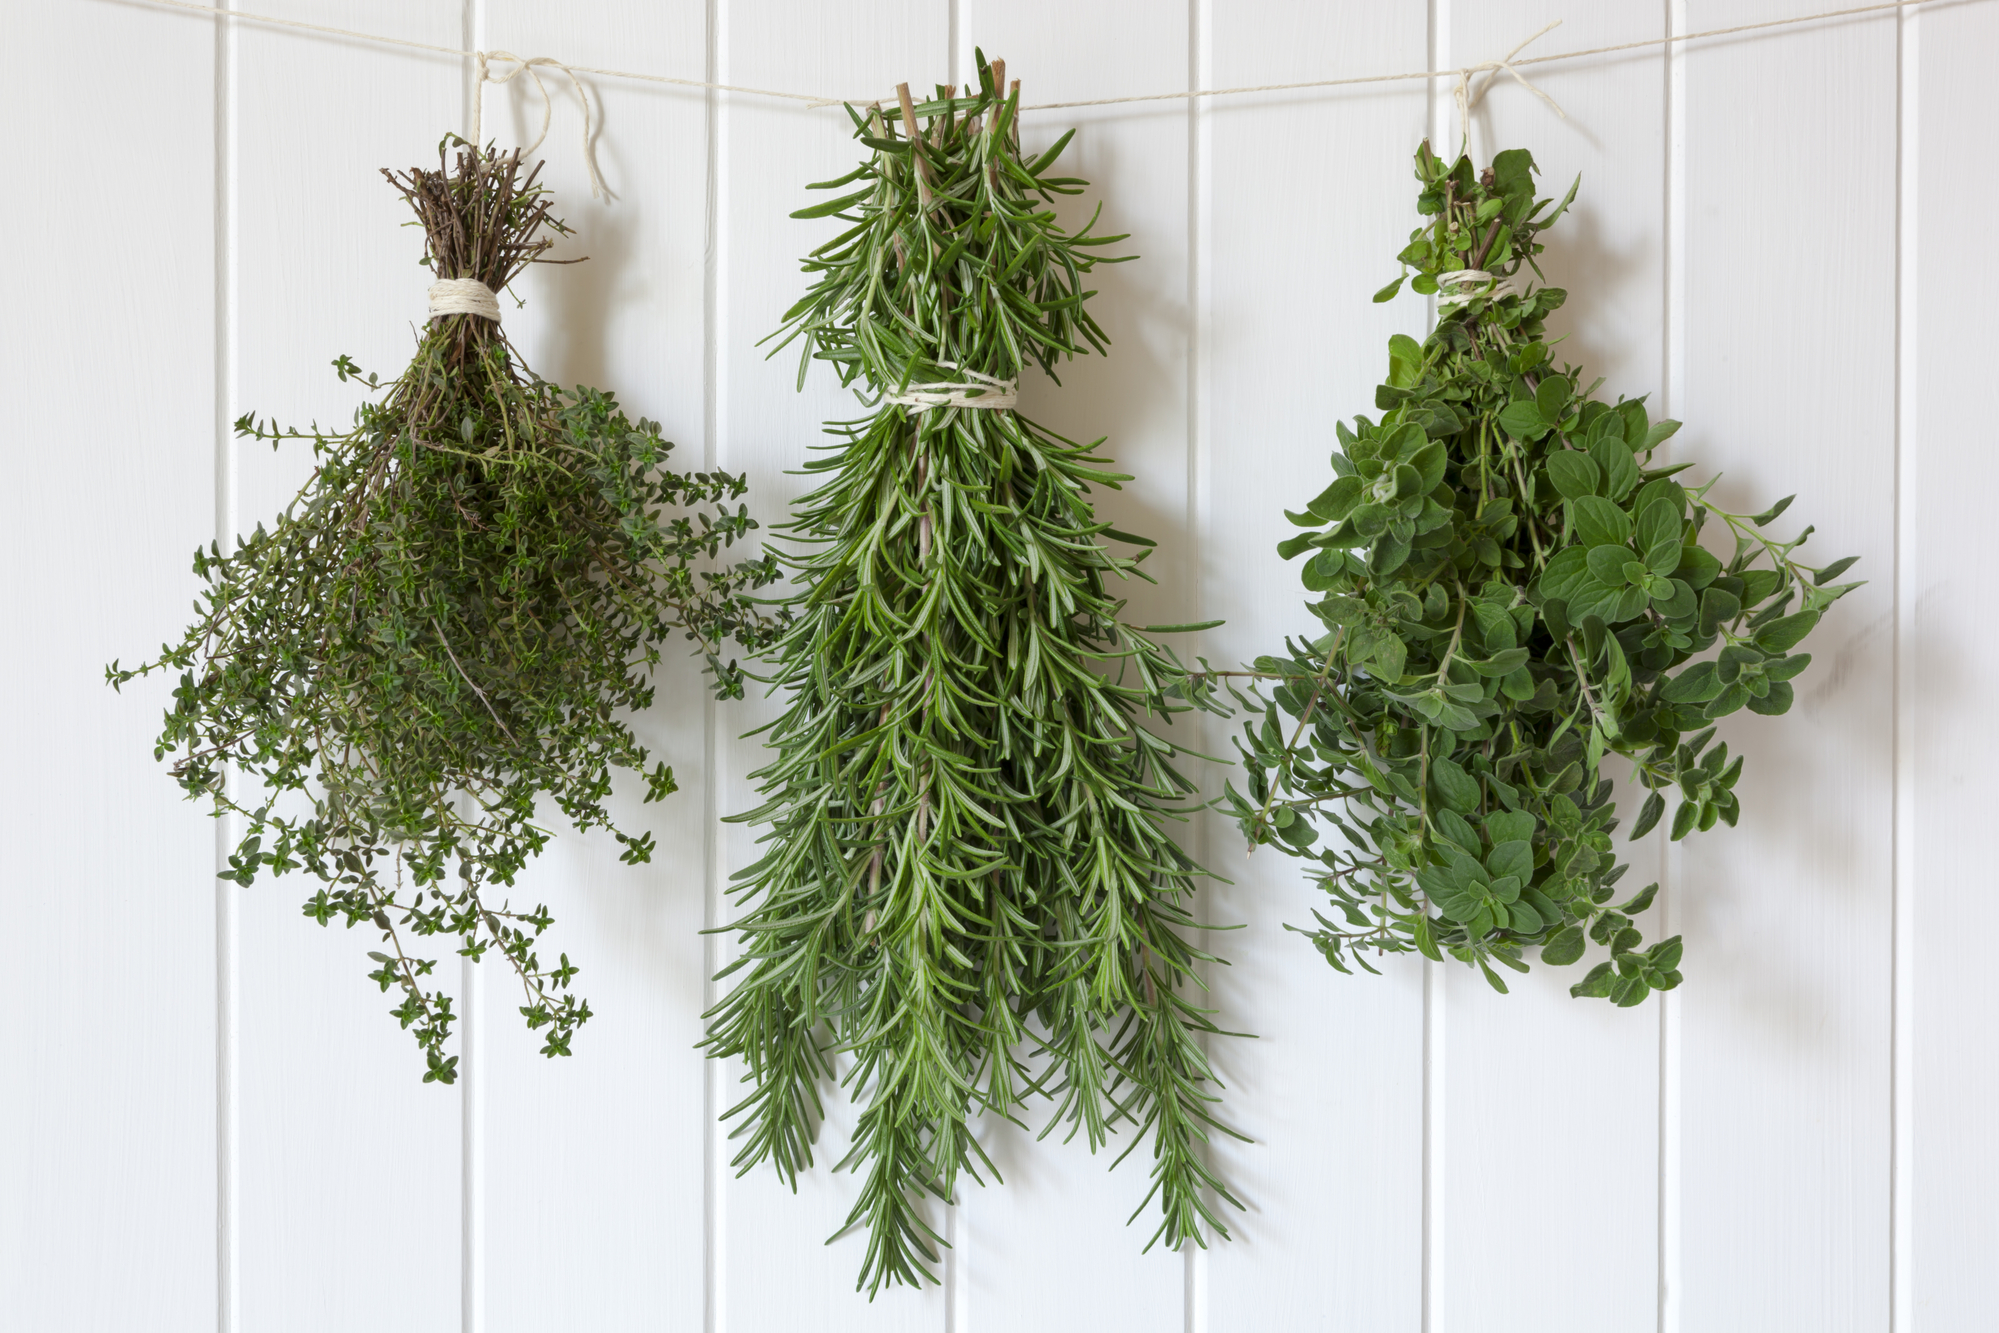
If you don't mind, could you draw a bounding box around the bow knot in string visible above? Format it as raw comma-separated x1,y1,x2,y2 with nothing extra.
472,50,610,200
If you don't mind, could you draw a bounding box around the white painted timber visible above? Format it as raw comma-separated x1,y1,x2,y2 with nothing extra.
4,3,1985,1331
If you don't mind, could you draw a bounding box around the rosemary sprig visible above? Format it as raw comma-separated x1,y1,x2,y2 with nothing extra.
703,54,1240,1296
109,138,781,1082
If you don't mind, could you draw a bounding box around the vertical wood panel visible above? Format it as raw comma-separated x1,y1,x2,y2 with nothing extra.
1442,5,1669,1331
22,4,1994,1328
229,7,467,1329
0,4,219,1329
954,5,1197,1328
472,4,717,1330
714,2,948,1326
1198,3,1429,1330
1676,6,1897,1329
1910,3,1999,1327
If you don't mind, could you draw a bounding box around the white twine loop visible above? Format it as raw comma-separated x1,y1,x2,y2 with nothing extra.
1453,20,1570,149
429,278,502,322
472,50,610,201
1436,269,1513,308
884,364,1019,411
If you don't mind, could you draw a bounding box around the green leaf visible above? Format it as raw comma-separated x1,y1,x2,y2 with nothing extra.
1470,648,1531,677
1485,839,1534,882
1433,807,1483,855
1407,914,1439,961
789,187,874,219
1305,475,1364,523
1635,497,1681,553
1429,757,1482,814
1674,544,1722,590
1619,883,1660,914
1747,681,1794,715
1542,925,1587,966
1661,661,1722,703
1587,544,1635,587
1630,791,1666,839
1590,437,1640,500
1545,450,1601,500
1541,547,1593,601
1373,275,1407,303
1698,588,1741,636
1427,871,1487,925
1753,609,1820,653
1411,441,1449,492
1571,961,1617,998
1751,494,1796,527
1498,400,1551,441
1535,375,1572,422
1571,495,1633,548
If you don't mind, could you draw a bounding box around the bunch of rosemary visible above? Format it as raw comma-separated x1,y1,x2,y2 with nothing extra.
1226,142,1857,1002
705,56,1238,1295
110,140,779,1083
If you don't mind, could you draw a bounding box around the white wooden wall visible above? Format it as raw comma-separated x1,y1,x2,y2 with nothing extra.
6,1,1994,1329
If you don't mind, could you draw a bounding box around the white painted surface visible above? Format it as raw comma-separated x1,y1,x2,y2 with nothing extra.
5,1,1992,1329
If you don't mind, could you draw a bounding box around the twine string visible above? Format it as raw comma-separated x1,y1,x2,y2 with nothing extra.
134,0,1943,117
428,278,503,322
1435,269,1512,308
471,50,610,200
1453,19,1569,151
884,364,1020,411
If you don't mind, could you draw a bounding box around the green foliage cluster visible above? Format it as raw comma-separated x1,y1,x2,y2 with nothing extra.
1224,142,1858,1003
110,141,779,1082
703,56,1238,1295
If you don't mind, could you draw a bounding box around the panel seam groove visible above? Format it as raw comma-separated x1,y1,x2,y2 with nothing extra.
1889,4,1919,1329
1422,4,1448,1331
703,0,727,1327
1657,4,1687,1332
213,5,240,1330
1184,0,1212,1327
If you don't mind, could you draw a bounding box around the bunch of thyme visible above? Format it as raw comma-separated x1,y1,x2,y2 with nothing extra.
110,140,780,1082
1223,142,1858,1001
704,55,1239,1295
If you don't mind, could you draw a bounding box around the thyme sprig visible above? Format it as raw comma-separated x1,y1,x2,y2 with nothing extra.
110,139,781,1082
703,54,1240,1296
1223,142,1859,1002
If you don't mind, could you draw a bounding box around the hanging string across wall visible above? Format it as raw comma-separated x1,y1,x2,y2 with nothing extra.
128,0,1944,123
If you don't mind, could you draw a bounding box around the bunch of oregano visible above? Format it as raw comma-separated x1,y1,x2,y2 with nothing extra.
1222,142,1858,1003
110,140,779,1083
704,54,1239,1295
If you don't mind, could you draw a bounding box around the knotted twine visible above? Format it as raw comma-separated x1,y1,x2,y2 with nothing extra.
884,364,1019,411
1452,20,1570,150
472,50,610,201
1437,269,1513,308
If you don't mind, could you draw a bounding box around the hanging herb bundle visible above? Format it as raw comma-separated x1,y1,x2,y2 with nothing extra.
704,55,1238,1295
109,140,779,1083
1224,142,1858,1003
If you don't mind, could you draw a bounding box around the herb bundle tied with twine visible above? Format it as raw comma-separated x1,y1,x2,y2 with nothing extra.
111,139,779,1083
1225,142,1858,1002
703,55,1241,1295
